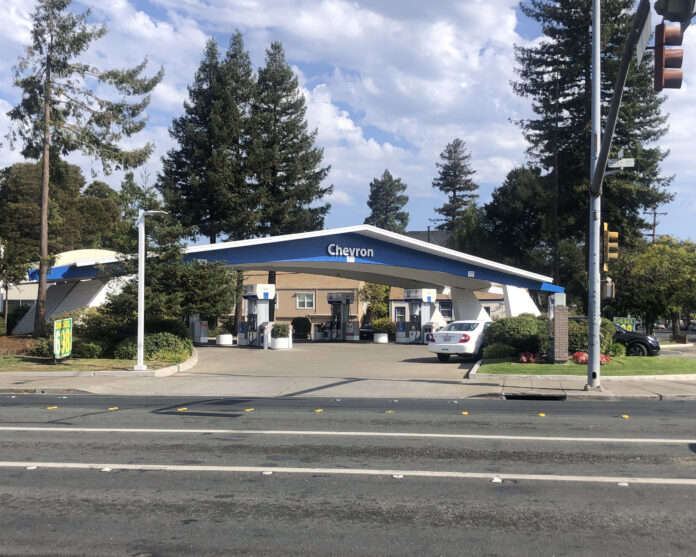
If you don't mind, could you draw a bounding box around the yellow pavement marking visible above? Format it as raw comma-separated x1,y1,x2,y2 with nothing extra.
108,407,119,411
538,413,546,417
314,409,324,413
177,407,188,412
461,411,469,415
45,406,58,410
244,408,254,412
621,414,630,419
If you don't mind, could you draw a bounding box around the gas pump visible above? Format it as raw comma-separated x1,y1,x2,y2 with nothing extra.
404,288,437,344
240,284,275,347
327,292,355,341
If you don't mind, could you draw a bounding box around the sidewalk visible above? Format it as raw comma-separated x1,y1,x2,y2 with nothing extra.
1,342,695,400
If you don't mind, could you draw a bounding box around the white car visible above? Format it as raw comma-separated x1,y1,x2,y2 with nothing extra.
427,320,491,362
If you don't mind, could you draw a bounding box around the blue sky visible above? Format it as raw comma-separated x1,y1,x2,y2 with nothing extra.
0,0,694,243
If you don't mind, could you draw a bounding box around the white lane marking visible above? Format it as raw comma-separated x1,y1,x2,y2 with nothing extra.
2,461,696,486
0,426,693,445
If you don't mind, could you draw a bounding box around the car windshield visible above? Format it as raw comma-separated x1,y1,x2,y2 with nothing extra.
442,322,479,332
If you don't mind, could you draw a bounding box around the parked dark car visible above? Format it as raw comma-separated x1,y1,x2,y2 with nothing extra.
612,322,660,356
359,325,374,341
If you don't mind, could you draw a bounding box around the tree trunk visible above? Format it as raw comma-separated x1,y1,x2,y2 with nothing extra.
233,270,244,335
267,270,276,321
671,311,682,343
33,61,51,338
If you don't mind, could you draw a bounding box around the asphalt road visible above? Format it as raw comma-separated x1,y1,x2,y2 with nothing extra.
1,395,696,556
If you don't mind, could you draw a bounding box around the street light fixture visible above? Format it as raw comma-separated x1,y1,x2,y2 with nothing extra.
134,209,167,371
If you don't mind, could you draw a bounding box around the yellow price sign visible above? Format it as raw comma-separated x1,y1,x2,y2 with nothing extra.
613,317,636,332
53,318,73,359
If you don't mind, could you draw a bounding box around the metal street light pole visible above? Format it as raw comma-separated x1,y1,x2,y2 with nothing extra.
134,210,167,371
587,0,602,390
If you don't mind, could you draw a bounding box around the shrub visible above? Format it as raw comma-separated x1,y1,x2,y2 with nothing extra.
484,314,550,354
482,343,517,359
72,339,104,359
143,318,190,339
291,317,312,339
568,318,616,354
31,337,52,357
372,318,395,335
607,342,626,357
113,332,193,363
271,323,290,338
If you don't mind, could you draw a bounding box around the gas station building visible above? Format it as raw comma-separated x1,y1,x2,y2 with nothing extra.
15,224,563,344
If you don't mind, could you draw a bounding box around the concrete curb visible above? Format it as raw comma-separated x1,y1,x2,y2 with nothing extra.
464,359,482,379
474,372,696,382
0,347,198,379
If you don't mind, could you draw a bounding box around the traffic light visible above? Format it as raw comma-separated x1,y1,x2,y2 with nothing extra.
603,222,619,272
654,22,684,91
654,0,696,27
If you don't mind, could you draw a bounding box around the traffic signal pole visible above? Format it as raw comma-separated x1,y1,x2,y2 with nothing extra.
587,0,651,390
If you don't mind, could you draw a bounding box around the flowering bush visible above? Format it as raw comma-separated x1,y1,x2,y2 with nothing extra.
572,352,611,365
519,352,544,363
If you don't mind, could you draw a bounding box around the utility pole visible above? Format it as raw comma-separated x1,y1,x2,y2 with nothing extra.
587,0,602,390
644,210,667,242
586,0,651,390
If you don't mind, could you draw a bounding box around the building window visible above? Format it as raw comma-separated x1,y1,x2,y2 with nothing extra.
395,306,406,322
296,292,315,309
439,301,452,319
484,306,491,316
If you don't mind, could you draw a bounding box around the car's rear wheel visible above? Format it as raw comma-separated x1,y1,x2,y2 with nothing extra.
437,353,451,363
627,342,648,356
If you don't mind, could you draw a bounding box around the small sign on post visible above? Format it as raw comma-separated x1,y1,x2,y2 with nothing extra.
53,318,73,360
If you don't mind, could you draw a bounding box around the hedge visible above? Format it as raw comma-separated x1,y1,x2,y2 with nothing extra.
113,332,193,363
483,314,550,354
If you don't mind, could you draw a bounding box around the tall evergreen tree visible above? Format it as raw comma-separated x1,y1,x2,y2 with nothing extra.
364,169,409,233
512,0,672,249
251,41,332,317
158,33,255,244
431,138,478,231
7,0,162,335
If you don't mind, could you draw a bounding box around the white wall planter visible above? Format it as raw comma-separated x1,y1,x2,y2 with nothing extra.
373,332,389,344
216,334,234,346
271,336,291,350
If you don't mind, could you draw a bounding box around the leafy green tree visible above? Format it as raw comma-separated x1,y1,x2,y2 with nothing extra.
359,283,390,324
512,0,672,247
612,238,696,338
159,34,255,244
364,169,409,233
7,0,163,335
431,138,478,231
78,181,120,249
0,240,31,332
483,167,549,273
251,41,332,318
449,205,489,258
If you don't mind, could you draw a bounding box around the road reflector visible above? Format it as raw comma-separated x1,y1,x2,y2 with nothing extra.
491,477,503,483
100,468,112,472
461,411,469,415
621,414,629,419
538,413,546,417
261,471,273,475
244,408,254,412
385,410,394,414
392,474,404,479
46,406,58,410
314,409,324,413
26,466,37,470
617,482,630,487
177,407,188,412
108,407,119,411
